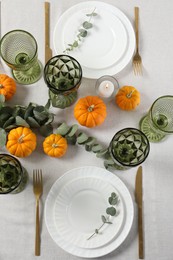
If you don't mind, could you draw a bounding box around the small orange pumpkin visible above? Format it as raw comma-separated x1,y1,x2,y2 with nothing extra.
6,127,37,157
115,86,140,110
0,74,16,101
43,134,68,157
74,96,107,128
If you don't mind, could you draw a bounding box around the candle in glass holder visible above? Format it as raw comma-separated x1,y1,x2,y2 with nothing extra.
95,76,119,100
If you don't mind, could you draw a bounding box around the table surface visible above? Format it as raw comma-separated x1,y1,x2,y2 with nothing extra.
0,0,173,260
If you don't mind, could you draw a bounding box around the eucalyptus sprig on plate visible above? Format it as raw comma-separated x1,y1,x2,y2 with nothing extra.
63,8,97,53
87,192,119,240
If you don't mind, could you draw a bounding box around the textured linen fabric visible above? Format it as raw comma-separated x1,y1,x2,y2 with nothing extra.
0,0,173,260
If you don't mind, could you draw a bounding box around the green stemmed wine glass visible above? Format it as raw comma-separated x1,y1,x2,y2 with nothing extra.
105,128,150,170
139,95,173,142
0,154,28,194
44,55,82,109
0,30,42,84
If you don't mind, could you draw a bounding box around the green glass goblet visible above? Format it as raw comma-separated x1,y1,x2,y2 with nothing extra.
0,154,28,194
106,128,150,170
0,30,42,84
44,55,82,109
139,95,173,142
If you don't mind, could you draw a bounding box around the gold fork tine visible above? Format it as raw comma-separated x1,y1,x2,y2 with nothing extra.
33,169,43,256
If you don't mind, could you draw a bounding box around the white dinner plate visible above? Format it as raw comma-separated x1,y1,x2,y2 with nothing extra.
53,1,135,78
45,166,134,258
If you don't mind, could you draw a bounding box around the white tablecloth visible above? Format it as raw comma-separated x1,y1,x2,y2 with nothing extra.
0,0,173,260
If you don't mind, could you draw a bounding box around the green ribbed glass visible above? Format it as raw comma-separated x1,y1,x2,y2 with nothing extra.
44,55,82,109
0,154,28,194
140,96,173,142
0,30,42,84
108,128,150,170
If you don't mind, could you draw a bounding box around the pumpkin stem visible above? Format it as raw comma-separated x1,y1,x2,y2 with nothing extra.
88,104,95,112
0,84,4,88
52,143,58,148
126,90,135,98
18,134,25,143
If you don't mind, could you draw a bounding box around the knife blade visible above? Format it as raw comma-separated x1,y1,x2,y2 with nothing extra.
135,166,144,259
45,2,52,64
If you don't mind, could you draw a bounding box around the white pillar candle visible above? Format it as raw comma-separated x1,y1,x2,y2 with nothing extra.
97,80,115,98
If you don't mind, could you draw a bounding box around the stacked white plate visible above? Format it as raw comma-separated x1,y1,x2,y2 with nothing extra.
53,1,135,78
45,166,134,258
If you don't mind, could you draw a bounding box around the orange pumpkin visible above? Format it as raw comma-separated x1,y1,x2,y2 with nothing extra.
6,127,37,157
0,74,16,101
43,134,67,157
74,96,107,128
115,86,140,110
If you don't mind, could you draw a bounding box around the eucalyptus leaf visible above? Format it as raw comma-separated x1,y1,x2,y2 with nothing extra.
66,124,78,137
3,117,15,128
108,196,118,206
83,21,93,29
0,113,11,127
77,132,88,144
27,117,40,128
95,229,99,234
12,106,26,117
39,124,53,137
106,207,116,216
101,215,106,223
91,144,103,153
65,135,77,145
24,104,34,119
0,128,7,147
78,29,87,37
85,144,92,151
16,116,30,127
96,148,109,158
45,99,51,110
72,41,78,47
56,122,70,136
44,113,54,125
105,221,112,224
104,158,115,165
5,125,18,131
33,110,48,122
85,137,96,145
111,192,117,198
0,106,13,114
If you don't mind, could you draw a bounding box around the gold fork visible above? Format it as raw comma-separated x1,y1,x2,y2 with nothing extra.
33,169,43,256
133,7,142,75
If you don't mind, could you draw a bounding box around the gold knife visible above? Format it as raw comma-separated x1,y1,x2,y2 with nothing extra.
135,166,144,259
45,2,52,64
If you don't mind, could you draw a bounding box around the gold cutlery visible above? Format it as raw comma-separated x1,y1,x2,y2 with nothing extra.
33,169,43,256
135,166,144,259
133,7,142,75
45,2,52,64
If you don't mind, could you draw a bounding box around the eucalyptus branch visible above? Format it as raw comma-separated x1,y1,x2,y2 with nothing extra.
87,216,112,240
55,122,121,170
87,192,119,240
63,8,97,53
